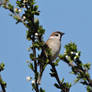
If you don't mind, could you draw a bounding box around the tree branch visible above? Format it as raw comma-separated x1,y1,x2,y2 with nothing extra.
50,63,70,92
60,56,92,87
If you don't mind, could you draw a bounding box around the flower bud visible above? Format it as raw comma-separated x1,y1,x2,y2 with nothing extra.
35,33,38,36
26,76,31,81
32,80,35,84
65,55,69,60
76,52,79,56
19,8,22,12
23,16,26,20
23,0,28,3
14,8,18,12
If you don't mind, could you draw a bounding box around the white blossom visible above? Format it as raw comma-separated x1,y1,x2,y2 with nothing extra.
71,51,76,55
32,80,35,84
19,8,22,12
65,55,69,60
23,16,26,20
74,56,77,60
14,8,22,13
14,8,18,12
76,52,79,56
26,76,31,81
23,0,28,3
35,33,38,36
71,51,74,54
64,50,66,54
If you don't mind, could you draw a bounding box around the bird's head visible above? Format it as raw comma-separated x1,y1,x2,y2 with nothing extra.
50,31,64,41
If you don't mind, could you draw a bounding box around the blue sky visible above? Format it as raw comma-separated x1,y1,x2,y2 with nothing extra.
0,0,92,92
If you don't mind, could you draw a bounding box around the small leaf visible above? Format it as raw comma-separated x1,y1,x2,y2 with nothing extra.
0,62,5,71
32,83,36,90
13,16,19,20
40,88,45,92
32,42,39,48
0,77,6,87
66,82,71,88
34,5,39,11
30,53,35,60
2,81,7,87
64,42,77,54
8,3,14,12
87,86,92,92
74,78,80,84
70,71,74,74
29,63,34,71
49,72,55,77
26,30,32,41
54,83,60,89
54,58,60,66
61,78,64,83
38,26,45,35
35,11,40,15
83,63,91,70
50,68,54,72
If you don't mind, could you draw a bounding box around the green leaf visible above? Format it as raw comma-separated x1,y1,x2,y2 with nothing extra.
13,15,19,21
83,63,91,70
74,78,80,84
0,62,5,71
0,76,6,87
35,11,40,15
54,58,60,66
34,18,39,28
87,86,92,92
49,72,55,77
38,26,45,35
8,3,14,12
26,30,32,41
50,68,54,72
66,82,71,88
40,88,45,92
34,5,39,11
32,83,36,90
61,78,64,83
2,81,7,87
70,71,75,74
30,53,35,60
85,72,90,79
32,42,40,48
59,54,63,59
54,83,60,89
64,42,77,53
29,63,34,71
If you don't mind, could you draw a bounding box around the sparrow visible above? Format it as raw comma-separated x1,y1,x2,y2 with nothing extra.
37,31,64,84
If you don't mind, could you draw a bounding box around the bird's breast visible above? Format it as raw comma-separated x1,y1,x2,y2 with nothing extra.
46,39,61,61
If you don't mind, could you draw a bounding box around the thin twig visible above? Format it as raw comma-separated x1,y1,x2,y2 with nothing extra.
31,3,39,92
50,63,70,92
0,75,6,92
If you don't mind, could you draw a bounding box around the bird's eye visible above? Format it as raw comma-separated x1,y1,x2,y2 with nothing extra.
55,34,58,36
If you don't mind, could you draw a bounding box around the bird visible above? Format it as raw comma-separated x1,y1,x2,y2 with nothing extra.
37,31,64,84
